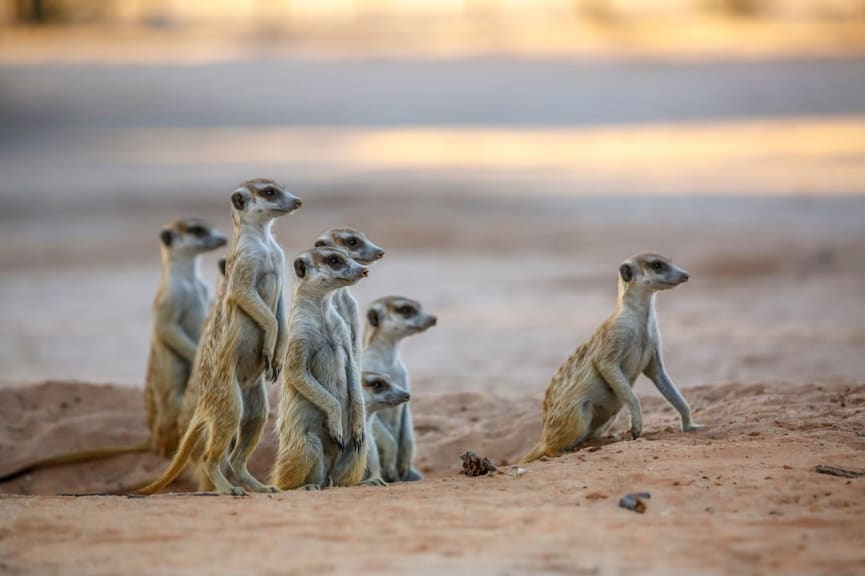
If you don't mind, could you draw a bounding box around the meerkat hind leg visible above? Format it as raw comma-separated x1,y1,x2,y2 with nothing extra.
230,381,278,493
202,420,246,496
272,432,327,491
562,400,595,453
360,477,387,487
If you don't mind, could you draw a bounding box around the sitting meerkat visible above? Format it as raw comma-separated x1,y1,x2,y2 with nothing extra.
313,227,385,359
521,253,702,463
363,296,437,483
0,219,226,484
137,178,301,496
270,247,370,490
360,371,410,486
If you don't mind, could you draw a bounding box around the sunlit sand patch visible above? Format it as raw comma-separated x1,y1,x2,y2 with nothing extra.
111,117,865,195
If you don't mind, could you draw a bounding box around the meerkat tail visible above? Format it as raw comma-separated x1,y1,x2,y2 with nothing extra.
0,441,152,483
135,416,206,495
520,442,548,465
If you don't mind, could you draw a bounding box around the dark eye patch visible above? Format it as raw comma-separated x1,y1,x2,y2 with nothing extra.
347,237,359,247
187,225,207,237
651,261,666,272
396,305,417,317
327,255,344,267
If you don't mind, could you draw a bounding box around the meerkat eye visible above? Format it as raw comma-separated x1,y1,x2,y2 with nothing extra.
397,306,416,317
328,256,342,267
372,381,385,392
188,225,206,237
651,261,666,272
264,187,276,198
347,238,358,247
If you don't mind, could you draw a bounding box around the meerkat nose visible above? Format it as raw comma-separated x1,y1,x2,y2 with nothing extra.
294,198,303,207
681,272,690,282
360,268,369,277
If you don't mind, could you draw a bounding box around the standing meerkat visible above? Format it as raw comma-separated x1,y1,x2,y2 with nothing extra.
137,178,301,496
360,371,410,486
521,253,703,464
145,219,228,458
363,296,437,483
270,247,370,490
313,227,385,358
0,219,226,484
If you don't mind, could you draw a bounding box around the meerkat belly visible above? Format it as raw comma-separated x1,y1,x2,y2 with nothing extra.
310,344,350,424
619,339,652,384
257,269,281,312
180,301,207,343
229,311,265,385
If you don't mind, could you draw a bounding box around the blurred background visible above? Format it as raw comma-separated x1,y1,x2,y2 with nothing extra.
1,0,864,397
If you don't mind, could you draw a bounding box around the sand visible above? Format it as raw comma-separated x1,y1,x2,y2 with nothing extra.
1,380,864,575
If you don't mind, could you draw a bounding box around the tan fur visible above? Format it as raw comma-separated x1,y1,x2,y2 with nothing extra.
362,296,436,482
313,227,385,360
0,219,226,484
270,247,370,490
522,253,702,464
360,371,410,486
137,178,301,495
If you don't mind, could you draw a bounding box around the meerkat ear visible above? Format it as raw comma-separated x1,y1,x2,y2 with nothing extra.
619,262,635,283
217,258,227,277
231,189,249,211
367,308,380,327
160,229,173,247
314,239,327,248
293,256,308,279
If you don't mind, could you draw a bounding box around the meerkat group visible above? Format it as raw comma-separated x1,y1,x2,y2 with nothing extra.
1,178,704,493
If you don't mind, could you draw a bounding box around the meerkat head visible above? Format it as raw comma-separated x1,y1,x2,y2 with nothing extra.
313,228,385,265
618,253,690,293
159,218,227,258
361,371,410,416
230,178,302,226
292,246,368,294
366,296,437,340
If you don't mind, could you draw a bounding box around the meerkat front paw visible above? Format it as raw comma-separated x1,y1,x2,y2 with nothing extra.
328,419,345,451
262,350,274,380
268,356,283,382
351,424,365,453
683,422,705,432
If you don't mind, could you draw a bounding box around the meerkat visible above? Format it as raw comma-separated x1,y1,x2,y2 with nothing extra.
270,247,370,490
313,228,385,358
360,371,410,486
363,296,437,483
0,219,226,485
137,178,301,496
521,253,703,464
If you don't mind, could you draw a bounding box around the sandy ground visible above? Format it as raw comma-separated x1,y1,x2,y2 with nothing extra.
2,48,865,574
1,380,864,575
1,193,864,575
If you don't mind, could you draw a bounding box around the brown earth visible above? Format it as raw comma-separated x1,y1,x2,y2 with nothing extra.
1,380,864,575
